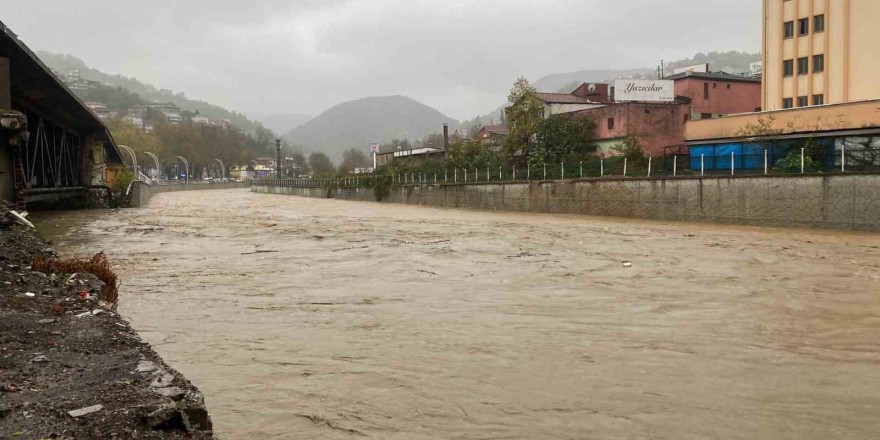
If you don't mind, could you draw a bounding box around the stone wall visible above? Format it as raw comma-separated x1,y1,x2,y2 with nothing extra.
131,181,250,207
252,174,880,231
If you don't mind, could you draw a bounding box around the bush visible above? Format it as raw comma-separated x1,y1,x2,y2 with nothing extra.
111,167,133,195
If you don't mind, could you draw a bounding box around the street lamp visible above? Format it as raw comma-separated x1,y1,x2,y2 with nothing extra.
176,156,190,183
144,151,160,180
118,145,139,181
213,158,226,179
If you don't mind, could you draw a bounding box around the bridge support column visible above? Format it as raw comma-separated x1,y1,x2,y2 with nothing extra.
0,57,10,110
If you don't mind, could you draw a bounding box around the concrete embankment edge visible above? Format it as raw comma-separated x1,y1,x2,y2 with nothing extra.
131,181,251,207
253,175,880,232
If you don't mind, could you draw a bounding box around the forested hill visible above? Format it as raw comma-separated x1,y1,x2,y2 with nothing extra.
38,51,268,136
282,96,459,160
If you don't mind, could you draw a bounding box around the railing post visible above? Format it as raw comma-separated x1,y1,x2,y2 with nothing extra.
499,166,502,181
841,145,846,173
513,165,516,181
455,169,458,182
623,158,628,176
543,163,546,180
527,164,530,180
701,154,705,176
601,159,604,177
561,162,565,180
445,170,448,182
800,147,805,174
647,157,652,177
580,161,583,177
673,156,678,177
764,149,768,175
730,151,735,176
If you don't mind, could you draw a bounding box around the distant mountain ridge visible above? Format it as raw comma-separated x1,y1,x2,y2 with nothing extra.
260,113,312,136
37,51,269,136
282,96,459,160
464,50,762,128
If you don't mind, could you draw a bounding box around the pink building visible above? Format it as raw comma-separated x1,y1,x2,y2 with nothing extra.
577,72,762,157
667,71,762,119
578,101,690,157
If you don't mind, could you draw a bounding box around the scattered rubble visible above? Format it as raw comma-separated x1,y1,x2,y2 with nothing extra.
0,201,213,438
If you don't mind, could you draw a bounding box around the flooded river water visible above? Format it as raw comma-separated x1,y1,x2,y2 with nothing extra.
35,188,880,439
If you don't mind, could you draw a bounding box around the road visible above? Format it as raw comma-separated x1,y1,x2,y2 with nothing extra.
39,188,880,439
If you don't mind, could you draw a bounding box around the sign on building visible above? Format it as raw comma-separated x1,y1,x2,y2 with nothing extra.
613,79,675,102
370,143,379,153
672,63,709,75
749,61,763,77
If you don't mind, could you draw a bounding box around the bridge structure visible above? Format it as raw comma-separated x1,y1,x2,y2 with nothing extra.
0,20,123,209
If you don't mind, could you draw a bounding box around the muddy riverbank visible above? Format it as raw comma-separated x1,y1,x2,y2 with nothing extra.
0,205,213,439
38,188,880,439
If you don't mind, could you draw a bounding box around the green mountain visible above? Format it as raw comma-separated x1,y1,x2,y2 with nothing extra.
37,51,270,136
282,96,459,160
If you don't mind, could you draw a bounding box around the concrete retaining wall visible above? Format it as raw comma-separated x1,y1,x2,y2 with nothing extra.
252,175,880,231
132,181,250,207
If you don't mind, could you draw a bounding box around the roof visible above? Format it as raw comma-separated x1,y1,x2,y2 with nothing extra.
0,20,121,163
535,92,600,104
663,71,761,84
480,125,509,135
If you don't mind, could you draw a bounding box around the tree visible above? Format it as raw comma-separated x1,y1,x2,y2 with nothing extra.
530,115,596,165
379,138,412,153
340,148,370,172
107,118,162,155
309,152,336,176
502,77,544,164
612,132,648,167
448,140,500,171
417,133,447,150
291,151,310,175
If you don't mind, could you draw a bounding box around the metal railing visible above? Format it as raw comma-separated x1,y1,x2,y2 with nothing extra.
254,147,880,189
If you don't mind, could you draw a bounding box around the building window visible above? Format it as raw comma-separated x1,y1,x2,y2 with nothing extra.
782,98,794,109
783,59,794,77
784,21,794,39
797,57,809,75
813,54,825,73
797,96,808,107
703,83,709,99
607,118,615,130
814,15,825,33
798,18,809,36
813,94,824,105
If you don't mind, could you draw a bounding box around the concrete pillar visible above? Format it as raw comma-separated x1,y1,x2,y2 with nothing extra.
1,58,14,201
0,58,10,110
0,132,12,201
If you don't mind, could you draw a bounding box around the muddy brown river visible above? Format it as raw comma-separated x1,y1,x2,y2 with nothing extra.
34,188,880,439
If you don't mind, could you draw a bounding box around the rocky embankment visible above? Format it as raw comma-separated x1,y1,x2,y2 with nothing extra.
0,203,213,439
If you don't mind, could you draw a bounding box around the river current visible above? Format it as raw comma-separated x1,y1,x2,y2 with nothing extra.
35,188,880,439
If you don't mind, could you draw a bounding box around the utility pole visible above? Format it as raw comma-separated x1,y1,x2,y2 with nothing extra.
443,123,450,160
275,138,282,178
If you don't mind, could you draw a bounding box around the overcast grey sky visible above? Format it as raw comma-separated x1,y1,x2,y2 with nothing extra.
5,1,760,121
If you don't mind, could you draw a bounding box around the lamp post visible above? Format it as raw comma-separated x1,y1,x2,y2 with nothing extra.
176,156,189,183
144,151,160,180
118,145,139,181
213,158,226,179
275,138,282,179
